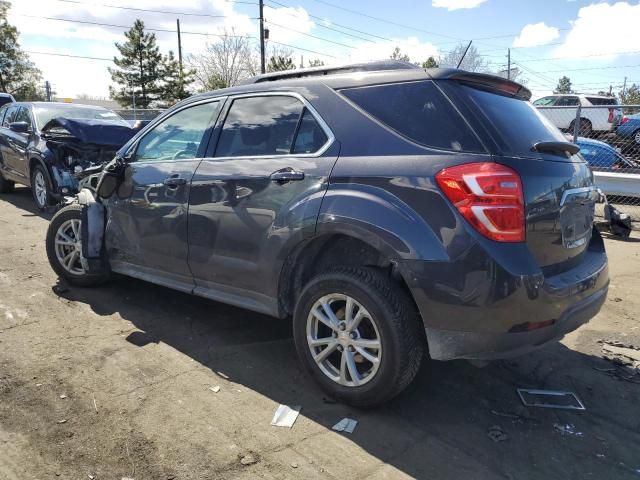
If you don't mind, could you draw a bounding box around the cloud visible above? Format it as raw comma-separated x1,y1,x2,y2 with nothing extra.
263,5,315,44
554,2,640,58
513,22,560,48
344,37,439,65
432,0,487,11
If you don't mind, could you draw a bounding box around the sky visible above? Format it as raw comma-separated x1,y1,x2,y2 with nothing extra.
8,0,640,101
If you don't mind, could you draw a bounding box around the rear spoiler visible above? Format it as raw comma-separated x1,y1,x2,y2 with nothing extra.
533,141,580,156
445,71,532,101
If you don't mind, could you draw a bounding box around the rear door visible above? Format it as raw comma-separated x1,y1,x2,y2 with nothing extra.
187,93,337,312
5,106,33,178
0,105,25,180
585,96,619,132
104,99,223,292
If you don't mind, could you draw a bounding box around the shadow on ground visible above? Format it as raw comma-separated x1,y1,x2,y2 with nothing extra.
53,274,640,480
0,186,55,220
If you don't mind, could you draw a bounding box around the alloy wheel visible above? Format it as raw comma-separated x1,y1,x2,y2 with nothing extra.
306,293,382,387
34,171,47,208
54,219,85,275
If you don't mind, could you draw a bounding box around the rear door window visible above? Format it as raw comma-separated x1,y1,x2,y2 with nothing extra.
340,80,484,153
216,96,304,157
586,97,617,106
457,84,570,158
2,105,19,127
554,96,580,106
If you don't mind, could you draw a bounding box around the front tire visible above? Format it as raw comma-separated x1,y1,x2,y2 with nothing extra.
46,204,109,287
293,267,425,406
31,164,53,210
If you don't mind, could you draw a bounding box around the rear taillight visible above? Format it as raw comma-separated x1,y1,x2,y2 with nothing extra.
620,116,630,125
435,162,525,242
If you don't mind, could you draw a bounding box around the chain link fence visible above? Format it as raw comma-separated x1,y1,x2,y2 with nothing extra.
536,103,640,226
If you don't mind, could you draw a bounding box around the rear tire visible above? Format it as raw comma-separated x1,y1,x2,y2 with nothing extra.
634,129,640,146
293,267,425,407
31,164,53,211
571,118,592,137
46,203,109,287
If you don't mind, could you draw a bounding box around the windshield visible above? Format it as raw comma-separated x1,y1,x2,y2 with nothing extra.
34,105,128,129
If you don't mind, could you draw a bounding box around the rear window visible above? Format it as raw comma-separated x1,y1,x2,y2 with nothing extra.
341,80,484,153
586,97,617,106
460,85,568,158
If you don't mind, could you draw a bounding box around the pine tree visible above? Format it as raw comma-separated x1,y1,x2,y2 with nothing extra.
554,76,573,94
109,20,165,108
267,55,295,72
160,50,195,105
421,56,439,69
0,1,44,100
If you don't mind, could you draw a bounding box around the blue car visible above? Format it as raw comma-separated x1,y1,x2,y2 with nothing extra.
616,113,640,146
576,137,638,172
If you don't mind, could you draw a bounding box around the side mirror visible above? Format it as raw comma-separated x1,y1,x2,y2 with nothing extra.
9,121,30,134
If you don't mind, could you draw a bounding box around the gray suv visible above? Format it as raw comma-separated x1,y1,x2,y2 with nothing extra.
45,62,609,406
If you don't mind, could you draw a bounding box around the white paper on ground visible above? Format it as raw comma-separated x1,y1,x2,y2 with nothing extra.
270,404,301,428
332,418,358,433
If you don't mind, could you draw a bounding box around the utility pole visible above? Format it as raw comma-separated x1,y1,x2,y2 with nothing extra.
609,84,613,96
44,81,51,102
177,19,183,95
622,76,628,99
259,0,266,74
507,48,511,80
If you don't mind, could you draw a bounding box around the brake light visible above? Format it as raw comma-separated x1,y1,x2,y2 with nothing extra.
620,116,629,125
608,108,614,123
435,162,525,242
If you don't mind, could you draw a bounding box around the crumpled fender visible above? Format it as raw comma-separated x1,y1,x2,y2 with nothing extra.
77,189,106,271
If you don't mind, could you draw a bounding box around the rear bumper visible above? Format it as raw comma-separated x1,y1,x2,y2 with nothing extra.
424,284,607,360
399,228,609,361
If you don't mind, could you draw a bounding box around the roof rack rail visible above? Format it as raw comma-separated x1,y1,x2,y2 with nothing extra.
239,60,420,85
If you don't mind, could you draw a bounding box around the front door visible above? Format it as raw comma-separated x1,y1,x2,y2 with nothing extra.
187,93,338,314
105,99,223,292
0,105,29,181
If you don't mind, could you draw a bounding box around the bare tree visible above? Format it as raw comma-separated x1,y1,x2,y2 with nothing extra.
439,44,489,73
187,29,257,91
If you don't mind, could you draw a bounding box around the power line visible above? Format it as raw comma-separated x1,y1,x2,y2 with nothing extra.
53,0,255,19
265,19,355,48
26,50,112,61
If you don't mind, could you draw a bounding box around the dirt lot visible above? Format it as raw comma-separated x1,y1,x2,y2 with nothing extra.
1,186,640,480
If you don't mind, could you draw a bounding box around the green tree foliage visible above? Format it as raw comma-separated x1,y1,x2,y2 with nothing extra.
0,1,44,100
109,20,191,108
267,55,295,72
390,47,411,62
421,56,439,69
620,84,640,106
160,50,195,105
554,76,573,94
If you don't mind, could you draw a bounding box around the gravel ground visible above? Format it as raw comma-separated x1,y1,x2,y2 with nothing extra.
1,186,640,480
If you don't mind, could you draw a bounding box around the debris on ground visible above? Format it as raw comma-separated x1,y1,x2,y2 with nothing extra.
239,453,258,466
290,462,298,468
59,394,67,399
332,418,358,433
487,425,508,442
270,404,301,428
553,423,583,436
209,385,221,393
57,419,67,424
517,388,585,410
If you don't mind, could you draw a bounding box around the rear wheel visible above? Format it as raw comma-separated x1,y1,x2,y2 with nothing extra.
634,129,640,146
293,267,425,406
31,164,52,210
46,204,109,287
571,118,592,137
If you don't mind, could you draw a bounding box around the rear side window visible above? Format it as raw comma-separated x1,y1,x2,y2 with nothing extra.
341,80,484,153
216,96,304,157
292,109,328,154
460,85,568,158
586,97,617,106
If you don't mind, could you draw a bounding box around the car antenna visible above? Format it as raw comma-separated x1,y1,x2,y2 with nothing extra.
457,40,473,69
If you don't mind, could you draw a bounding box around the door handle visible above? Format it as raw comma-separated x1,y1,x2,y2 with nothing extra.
269,168,304,183
163,176,187,188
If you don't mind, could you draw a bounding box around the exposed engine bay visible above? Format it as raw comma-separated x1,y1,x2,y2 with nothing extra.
41,117,135,197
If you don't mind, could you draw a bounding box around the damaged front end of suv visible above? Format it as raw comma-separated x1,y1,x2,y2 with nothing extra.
41,117,135,199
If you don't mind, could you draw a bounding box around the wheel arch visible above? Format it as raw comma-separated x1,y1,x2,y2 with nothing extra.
28,157,55,189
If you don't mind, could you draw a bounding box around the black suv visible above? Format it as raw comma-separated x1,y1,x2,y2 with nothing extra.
45,62,609,406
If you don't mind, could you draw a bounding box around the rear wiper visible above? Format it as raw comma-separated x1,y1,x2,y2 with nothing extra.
532,141,580,156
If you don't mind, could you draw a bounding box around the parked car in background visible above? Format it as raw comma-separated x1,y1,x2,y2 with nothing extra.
45,62,608,406
616,113,640,146
533,94,621,136
0,102,135,209
575,136,640,199
0,93,15,107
